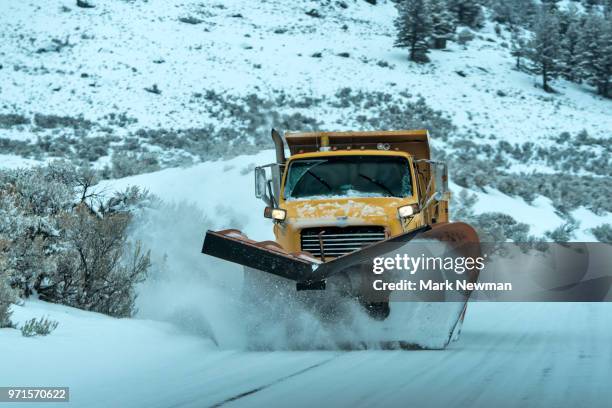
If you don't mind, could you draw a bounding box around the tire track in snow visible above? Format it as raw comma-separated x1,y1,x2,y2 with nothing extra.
208,356,340,408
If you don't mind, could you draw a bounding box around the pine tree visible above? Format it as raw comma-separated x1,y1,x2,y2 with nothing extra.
394,0,433,63
577,14,612,97
526,7,561,92
581,0,600,11
605,0,612,17
601,22,612,96
447,0,483,29
515,0,539,27
541,0,560,12
491,0,538,27
490,0,514,24
510,27,529,70
558,6,583,82
430,0,456,49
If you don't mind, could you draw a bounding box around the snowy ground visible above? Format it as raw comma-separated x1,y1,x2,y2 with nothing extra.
3,300,612,408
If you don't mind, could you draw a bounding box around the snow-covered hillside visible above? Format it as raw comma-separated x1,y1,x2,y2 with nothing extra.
1,0,610,140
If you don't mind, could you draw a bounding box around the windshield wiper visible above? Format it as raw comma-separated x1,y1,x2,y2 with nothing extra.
358,173,394,196
306,170,332,191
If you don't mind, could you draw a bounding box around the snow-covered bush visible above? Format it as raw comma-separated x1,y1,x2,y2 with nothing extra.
20,316,59,337
457,28,475,45
545,222,578,243
451,189,478,221
451,189,541,244
0,113,29,128
591,224,612,243
0,162,151,317
0,267,15,328
109,151,161,178
448,130,612,215
33,113,93,130
466,212,533,243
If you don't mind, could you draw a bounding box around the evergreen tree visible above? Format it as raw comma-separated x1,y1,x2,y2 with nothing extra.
510,27,529,70
447,0,483,28
490,0,515,24
430,0,456,49
526,7,561,92
515,0,539,27
605,0,612,17
394,0,433,63
558,6,583,82
577,14,612,97
581,0,601,11
541,0,560,12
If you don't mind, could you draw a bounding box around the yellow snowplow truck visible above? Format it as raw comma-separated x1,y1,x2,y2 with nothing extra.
203,129,481,349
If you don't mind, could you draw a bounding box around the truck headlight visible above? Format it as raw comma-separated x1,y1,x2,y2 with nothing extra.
264,207,287,221
398,205,416,218
272,209,287,221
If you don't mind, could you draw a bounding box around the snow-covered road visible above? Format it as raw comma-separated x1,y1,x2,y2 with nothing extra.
3,302,611,408
188,303,612,408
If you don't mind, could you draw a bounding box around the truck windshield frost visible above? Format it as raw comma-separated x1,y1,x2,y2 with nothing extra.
284,155,412,200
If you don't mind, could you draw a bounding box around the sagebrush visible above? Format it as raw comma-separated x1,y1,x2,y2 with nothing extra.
0,268,15,328
0,162,151,317
20,316,59,337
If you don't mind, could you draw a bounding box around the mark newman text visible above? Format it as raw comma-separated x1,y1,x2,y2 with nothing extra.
373,279,512,292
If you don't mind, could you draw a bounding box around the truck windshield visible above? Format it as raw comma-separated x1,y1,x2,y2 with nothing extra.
284,156,412,200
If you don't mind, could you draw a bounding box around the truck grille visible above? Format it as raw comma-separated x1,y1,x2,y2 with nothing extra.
300,226,386,258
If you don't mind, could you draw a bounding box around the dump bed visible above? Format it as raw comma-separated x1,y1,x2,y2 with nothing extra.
284,130,431,160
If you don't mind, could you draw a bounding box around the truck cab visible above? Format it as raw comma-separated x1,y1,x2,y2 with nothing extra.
255,130,450,260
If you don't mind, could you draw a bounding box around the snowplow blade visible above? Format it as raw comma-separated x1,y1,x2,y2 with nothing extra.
202,229,320,282
202,226,431,283
202,223,480,285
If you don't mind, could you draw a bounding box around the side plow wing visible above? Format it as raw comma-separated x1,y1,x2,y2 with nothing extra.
202,229,317,282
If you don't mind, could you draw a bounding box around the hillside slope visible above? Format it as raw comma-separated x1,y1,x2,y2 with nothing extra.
1,0,610,142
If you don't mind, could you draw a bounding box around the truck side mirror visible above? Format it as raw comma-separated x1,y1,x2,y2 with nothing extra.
433,162,450,201
254,167,267,199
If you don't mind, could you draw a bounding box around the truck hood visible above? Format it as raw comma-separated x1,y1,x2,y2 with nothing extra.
283,197,412,228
